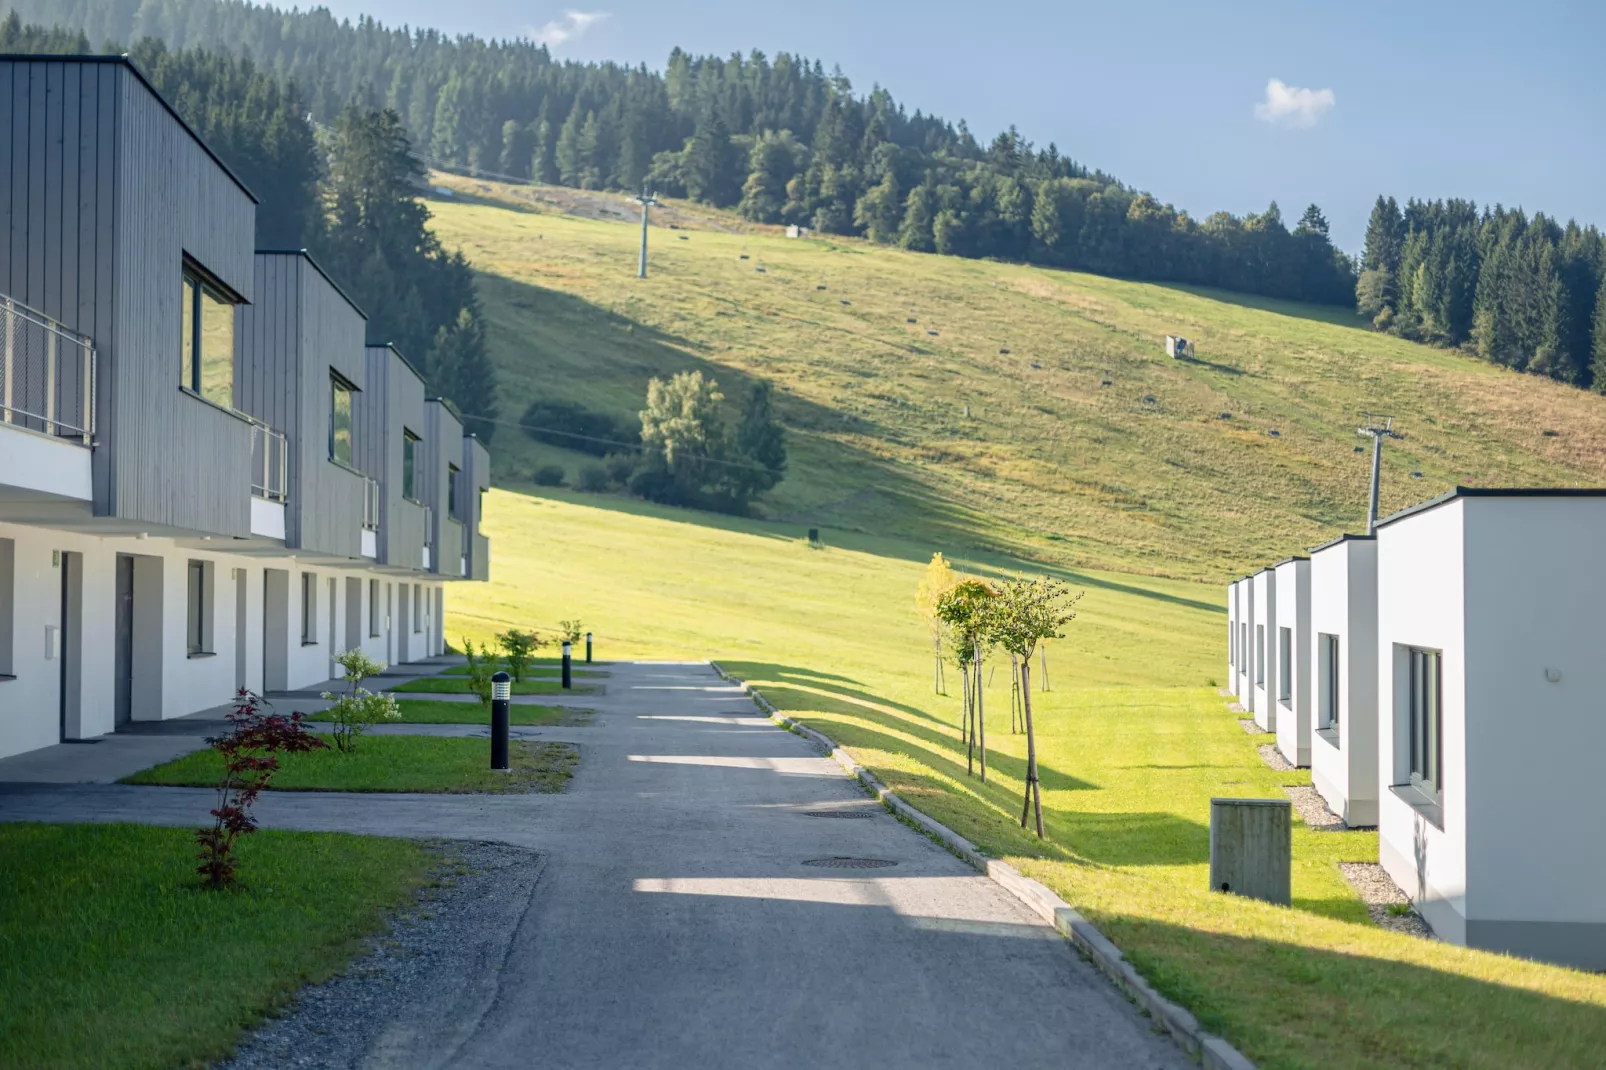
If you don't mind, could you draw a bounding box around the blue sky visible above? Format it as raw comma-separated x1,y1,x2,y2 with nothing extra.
312,0,1604,252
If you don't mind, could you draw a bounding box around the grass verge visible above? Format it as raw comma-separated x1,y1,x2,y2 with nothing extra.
121,736,578,794
307,698,591,726
440,663,605,678
0,822,431,1069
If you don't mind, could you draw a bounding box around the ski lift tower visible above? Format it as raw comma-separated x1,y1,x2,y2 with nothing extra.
633,184,660,279
1357,413,1404,534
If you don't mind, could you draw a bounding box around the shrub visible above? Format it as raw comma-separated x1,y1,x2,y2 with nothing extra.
533,464,566,487
498,629,542,682
604,452,637,485
519,399,634,457
558,619,584,646
463,637,495,708
576,463,610,492
196,690,325,888
321,649,399,753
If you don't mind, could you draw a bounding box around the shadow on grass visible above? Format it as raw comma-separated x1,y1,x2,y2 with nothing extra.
1101,918,1606,1069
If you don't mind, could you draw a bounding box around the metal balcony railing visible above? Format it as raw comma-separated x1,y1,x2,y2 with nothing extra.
422,504,434,546
1,294,95,445
362,475,381,531
248,418,288,502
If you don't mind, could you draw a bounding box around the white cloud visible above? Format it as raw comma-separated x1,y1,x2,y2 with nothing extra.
1253,78,1335,129
528,10,609,49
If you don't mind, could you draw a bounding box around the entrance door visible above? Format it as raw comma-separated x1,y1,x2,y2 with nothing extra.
115,554,134,726
234,567,248,690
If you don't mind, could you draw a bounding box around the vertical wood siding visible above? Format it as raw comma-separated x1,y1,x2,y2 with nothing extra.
424,399,463,576
363,343,430,572
3,58,255,536
464,435,491,581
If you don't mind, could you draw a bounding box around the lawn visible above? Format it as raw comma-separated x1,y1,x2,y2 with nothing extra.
440,663,605,678
446,489,1606,1070
0,822,432,1069
307,697,589,726
122,736,578,794
393,675,598,696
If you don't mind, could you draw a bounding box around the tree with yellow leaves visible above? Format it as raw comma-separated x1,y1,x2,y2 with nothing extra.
915,552,959,694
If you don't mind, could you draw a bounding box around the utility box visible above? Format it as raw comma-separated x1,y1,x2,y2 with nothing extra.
1165,335,1194,359
1210,798,1291,905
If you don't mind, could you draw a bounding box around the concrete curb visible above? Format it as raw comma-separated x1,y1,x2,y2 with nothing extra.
709,661,1257,1070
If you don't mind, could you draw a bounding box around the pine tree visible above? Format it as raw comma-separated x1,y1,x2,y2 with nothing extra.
898,185,935,253
555,101,585,187
531,117,557,184
853,169,902,244
431,306,499,443
683,112,740,206
1590,270,1606,391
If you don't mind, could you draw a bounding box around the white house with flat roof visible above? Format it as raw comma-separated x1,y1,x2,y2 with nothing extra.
1237,577,1255,712
1226,579,1240,696
1249,569,1278,731
1308,534,1379,827
1375,488,1606,969
1273,556,1312,767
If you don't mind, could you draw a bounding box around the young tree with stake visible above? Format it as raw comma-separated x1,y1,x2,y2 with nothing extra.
937,579,994,781
916,552,959,694
989,576,1081,838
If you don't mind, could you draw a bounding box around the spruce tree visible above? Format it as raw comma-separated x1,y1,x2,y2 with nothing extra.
899,185,935,252
1590,270,1606,391
555,101,585,187
431,306,500,443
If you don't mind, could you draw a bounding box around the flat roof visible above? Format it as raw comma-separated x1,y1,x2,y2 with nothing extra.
0,53,259,204
366,341,428,385
1309,532,1375,554
428,396,464,422
255,249,368,321
1375,486,1606,531
1273,555,1309,568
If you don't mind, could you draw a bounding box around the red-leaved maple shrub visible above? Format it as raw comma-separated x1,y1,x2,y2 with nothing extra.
196,689,325,888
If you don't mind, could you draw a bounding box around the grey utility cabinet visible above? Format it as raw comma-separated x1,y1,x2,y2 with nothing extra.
1209,798,1291,905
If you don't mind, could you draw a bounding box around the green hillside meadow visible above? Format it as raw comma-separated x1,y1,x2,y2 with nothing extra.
434,178,1606,1069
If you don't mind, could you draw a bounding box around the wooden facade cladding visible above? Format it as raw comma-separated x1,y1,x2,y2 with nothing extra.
2,56,256,536
424,398,463,577
235,251,366,559
361,343,430,573
464,435,491,582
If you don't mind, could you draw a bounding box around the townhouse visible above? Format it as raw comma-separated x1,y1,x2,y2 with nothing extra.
0,54,491,760
1229,488,1606,969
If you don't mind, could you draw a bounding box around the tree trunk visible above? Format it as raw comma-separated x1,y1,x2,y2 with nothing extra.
934,634,945,695
963,661,974,776
1040,646,1050,692
975,638,987,782
1019,660,1044,837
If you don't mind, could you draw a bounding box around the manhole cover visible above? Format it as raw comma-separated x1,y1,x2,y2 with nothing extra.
801,857,897,869
800,810,876,819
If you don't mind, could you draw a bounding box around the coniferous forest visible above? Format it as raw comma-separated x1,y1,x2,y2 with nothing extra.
4,0,1606,395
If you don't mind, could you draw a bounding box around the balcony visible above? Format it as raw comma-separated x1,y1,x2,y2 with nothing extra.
361,474,380,558
0,294,96,504
245,417,288,539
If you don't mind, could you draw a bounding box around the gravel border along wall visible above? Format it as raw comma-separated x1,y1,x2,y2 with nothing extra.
222,841,544,1070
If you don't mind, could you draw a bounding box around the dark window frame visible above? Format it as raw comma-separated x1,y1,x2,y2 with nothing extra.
369,579,382,637
1278,626,1293,704
185,560,210,656
300,571,317,645
1408,647,1444,802
402,429,421,501
1255,624,1265,686
1319,633,1340,732
179,259,237,409
447,463,462,522
329,372,357,466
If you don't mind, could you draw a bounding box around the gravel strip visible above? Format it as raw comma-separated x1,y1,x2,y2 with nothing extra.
1227,702,1245,714
1237,718,1265,735
1339,862,1435,939
1257,743,1295,771
1283,785,1346,832
221,840,543,1069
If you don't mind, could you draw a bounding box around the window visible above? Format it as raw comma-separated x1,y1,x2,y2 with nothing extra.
0,537,14,677
301,571,317,644
1229,618,1236,669
1408,648,1444,801
1240,623,1247,674
1255,624,1265,686
1318,634,1340,732
413,583,423,632
402,430,420,500
447,464,462,521
180,266,235,408
186,560,212,655
329,374,354,465
1278,626,1292,704
369,579,381,637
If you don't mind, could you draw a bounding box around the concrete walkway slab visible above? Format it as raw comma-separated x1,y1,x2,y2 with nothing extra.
0,661,1189,1069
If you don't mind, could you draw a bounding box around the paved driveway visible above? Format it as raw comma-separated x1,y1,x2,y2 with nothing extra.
0,662,1187,1069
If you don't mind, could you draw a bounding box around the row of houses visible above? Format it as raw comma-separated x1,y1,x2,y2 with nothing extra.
1227,488,1606,970
0,55,492,761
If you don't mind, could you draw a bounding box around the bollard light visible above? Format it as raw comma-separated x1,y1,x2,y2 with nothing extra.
490,670,511,771
585,631,593,664
561,641,573,690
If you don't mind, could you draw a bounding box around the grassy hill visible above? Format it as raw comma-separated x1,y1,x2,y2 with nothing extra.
426,174,1606,582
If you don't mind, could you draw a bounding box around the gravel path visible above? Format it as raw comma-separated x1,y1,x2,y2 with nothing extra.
1257,743,1295,771
1283,785,1346,832
222,841,544,1070
1338,862,1435,939
1237,718,1264,736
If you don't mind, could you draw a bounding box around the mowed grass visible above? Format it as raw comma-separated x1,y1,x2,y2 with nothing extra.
440,662,605,678
123,735,577,794
392,675,598,696
447,489,1606,1070
0,822,431,1069
426,173,1606,581
305,697,586,725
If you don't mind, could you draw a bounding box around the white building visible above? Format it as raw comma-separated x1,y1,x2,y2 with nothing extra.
0,56,490,761
1248,568,1277,731
1308,534,1379,827
1236,576,1255,712
1375,488,1606,969
1273,556,1311,767
1226,579,1240,696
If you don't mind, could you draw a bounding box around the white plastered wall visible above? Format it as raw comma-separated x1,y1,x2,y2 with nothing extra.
1309,538,1379,826
1226,581,1239,696
1250,569,1277,731
1275,558,1312,767
1377,499,1467,943
1238,577,1255,711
